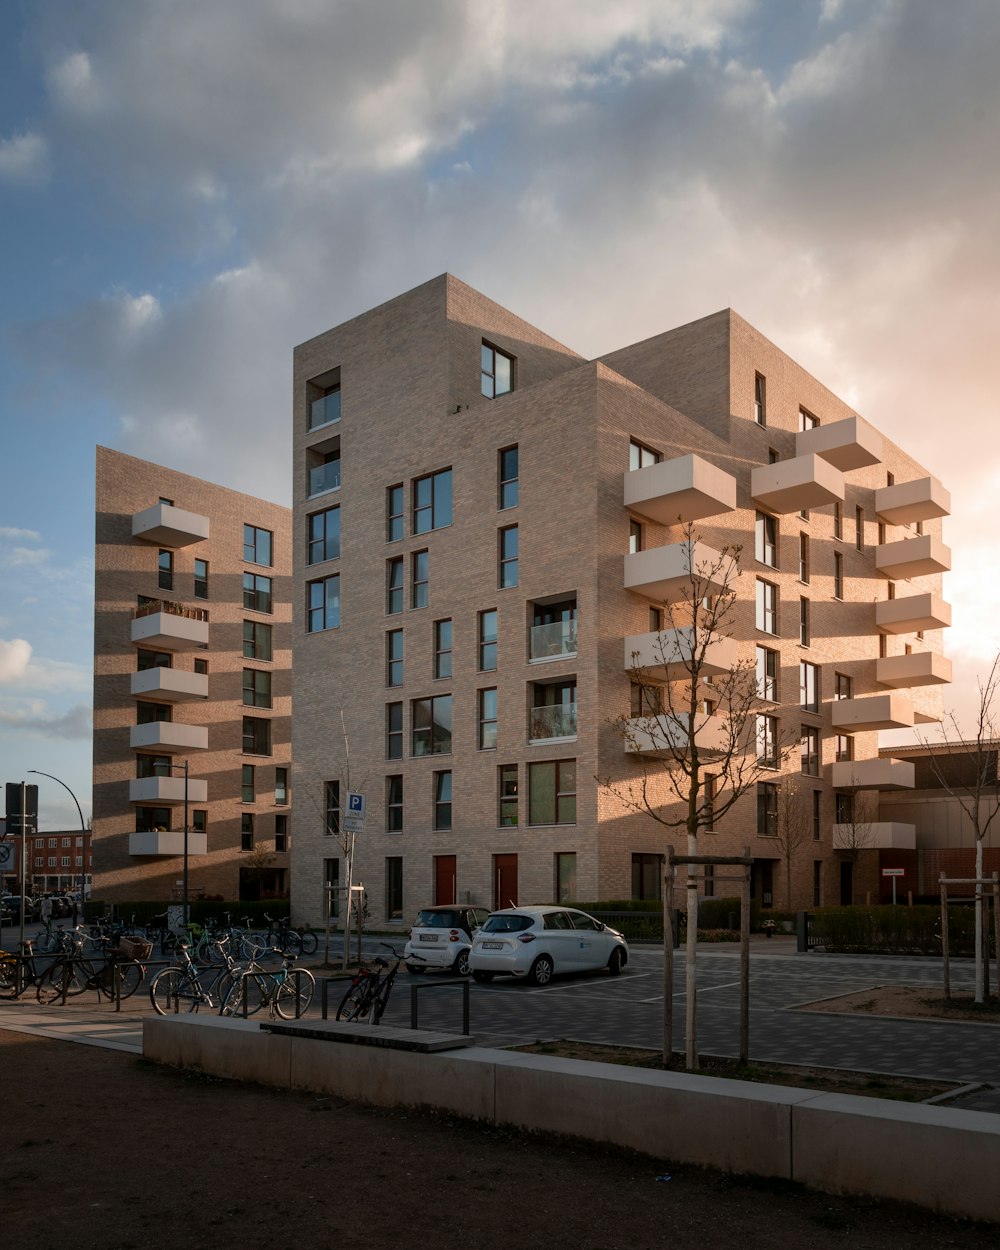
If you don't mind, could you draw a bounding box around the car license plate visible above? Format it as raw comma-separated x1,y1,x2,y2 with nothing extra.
481,941,504,950
419,934,438,942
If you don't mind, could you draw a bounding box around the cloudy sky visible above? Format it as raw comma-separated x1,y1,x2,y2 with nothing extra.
1,0,998,830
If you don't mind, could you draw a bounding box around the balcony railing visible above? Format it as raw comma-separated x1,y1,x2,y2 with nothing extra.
309,390,341,430
134,599,209,622
308,460,341,496
528,704,578,741
528,620,577,662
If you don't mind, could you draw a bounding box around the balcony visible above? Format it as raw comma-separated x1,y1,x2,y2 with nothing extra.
875,476,950,526
875,535,951,580
129,776,209,805
308,457,341,497
623,712,729,757
831,694,914,733
624,541,729,602
876,652,952,689
131,502,209,548
131,604,209,651
130,668,208,702
876,593,951,634
129,722,209,754
624,629,739,680
795,415,883,471
833,822,916,851
750,454,844,514
308,388,341,431
528,704,578,742
624,454,737,525
528,619,577,663
129,830,209,857
830,759,915,790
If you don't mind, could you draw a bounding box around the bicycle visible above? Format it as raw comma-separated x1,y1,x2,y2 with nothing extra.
220,950,315,1020
336,945,420,1023
149,942,223,1014
35,937,146,1004
0,940,58,1000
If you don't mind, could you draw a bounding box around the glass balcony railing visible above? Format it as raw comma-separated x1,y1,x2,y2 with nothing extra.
309,390,341,430
529,704,578,741
528,620,577,662
308,459,341,496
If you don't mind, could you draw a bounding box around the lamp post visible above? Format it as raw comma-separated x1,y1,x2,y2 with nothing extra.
28,770,87,917
162,760,190,927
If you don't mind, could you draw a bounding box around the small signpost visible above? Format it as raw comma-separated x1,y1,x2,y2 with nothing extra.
343,791,366,835
882,866,905,905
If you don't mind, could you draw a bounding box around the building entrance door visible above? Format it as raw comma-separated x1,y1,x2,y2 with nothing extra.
434,855,456,905
493,854,518,910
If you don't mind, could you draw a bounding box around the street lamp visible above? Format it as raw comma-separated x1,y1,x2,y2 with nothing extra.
28,770,87,914
161,760,191,927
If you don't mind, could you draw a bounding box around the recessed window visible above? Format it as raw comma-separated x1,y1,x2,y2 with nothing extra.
136,702,171,724
498,446,519,510
754,374,766,426
324,781,340,835
241,813,254,851
630,681,663,717
528,759,576,826
756,646,778,702
434,619,452,680
243,525,273,567
307,574,340,632
836,734,853,763
136,754,171,779
275,767,288,805
275,813,288,853
755,512,778,567
632,853,662,901
799,661,819,712
386,629,403,687
499,526,518,588
242,764,255,803
386,484,404,543
479,688,498,750
242,717,271,756
855,505,864,551
481,342,513,398
243,620,272,661
834,672,852,701
530,679,577,741
812,791,821,840
386,702,403,759
798,533,809,583
412,694,452,756
498,764,518,827
833,502,843,541
307,438,341,498
757,782,778,836
629,439,660,471
243,573,272,614
308,377,341,431
756,715,779,768
137,649,171,671
756,580,778,635
243,667,272,708
194,657,208,675
434,771,452,831
158,549,173,592
799,597,810,647
479,609,498,672
385,857,404,920
798,407,819,432
529,597,577,660
629,518,643,554
801,725,820,776
411,550,429,609
555,852,577,903
386,557,403,615
413,468,452,534
386,775,403,833
194,558,209,599
835,792,854,823
308,506,340,564
834,551,844,600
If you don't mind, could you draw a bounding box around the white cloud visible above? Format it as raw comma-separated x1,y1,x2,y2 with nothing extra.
0,640,32,683
0,702,92,740
0,131,50,184
48,50,103,113
0,527,42,542
3,547,52,568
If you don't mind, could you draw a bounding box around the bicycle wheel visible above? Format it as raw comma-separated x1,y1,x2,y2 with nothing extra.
299,929,318,956
63,959,95,997
107,961,144,1000
274,968,315,1019
336,978,374,1022
36,961,70,1004
37,931,59,954
220,972,267,1017
150,967,201,1015
0,954,21,999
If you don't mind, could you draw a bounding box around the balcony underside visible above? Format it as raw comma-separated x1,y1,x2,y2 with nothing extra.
624,542,729,602
624,629,739,680
129,830,209,857
130,668,209,702
128,776,208,805
132,502,209,548
830,759,915,790
876,652,952,689
876,535,951,580
750,453,845,514
131,610,209,651
875,476,951,526
623,713,729,756
795,415,883,471
876,593,951,634
831,694,914,733
129,722,209,753
624,454,737,525
833,822,916,851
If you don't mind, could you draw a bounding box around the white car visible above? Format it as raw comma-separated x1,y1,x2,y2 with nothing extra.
469,906,628,986
403,905,490,975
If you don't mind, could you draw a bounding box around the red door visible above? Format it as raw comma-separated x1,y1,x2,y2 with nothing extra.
493,854,518,910
434,855,456,905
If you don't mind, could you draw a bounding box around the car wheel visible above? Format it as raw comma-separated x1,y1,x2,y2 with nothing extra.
405,963,426,975
528,955,554,987
471,970,494,983
453,949,471,977
607,947,623,976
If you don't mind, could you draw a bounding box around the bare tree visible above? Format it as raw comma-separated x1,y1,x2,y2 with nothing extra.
242,843,277,898
774,776,813,910
832,785,877,902
607,526,793,1067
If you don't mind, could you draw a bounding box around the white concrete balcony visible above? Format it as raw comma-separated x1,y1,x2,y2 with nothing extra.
132,502,209,548
876,593,951,634
623,713,729,756
624,629,739,680
831,694,915,733
130,668,209,702
833,822,916,851
795,415,883,471
750,454,845,514
129,722,209,754
624,542,729,602
876,652,952,689
875,535,951,580
830,759,915,791
624,454,737,525
129,776,208,805
875,476,950,526
131,605,210,651
129,830,209,857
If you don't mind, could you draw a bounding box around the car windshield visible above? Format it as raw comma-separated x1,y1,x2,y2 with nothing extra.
413,910,460,928
481,914,533,934
569,911,601,931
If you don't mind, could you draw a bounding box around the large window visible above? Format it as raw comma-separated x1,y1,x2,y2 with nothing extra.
413,468,452,534
799,661,819,712
386,484,404,542
194,558,209,599
241,813,254,851
158,549,173,591
386,776,403,833
757,782,778,836
755,512,778,567
756,579,777,634
801,725,820,776
243,524,273,567
385,857,403,921
307,574,340,632
481,343,513,398
308,445,341,497
498,765,518,826
479,609,498,672
243,573,272,613
275,814,288,853
386,629,403,687
756,714,779,768
555,852,577,903
498,446,519,509
137,649,171,671
530,679,577,740
136,702,171,724
756,646,778,702
308,506,340,564
243,620,272,661
243,716,271,756
242,764,255,803
479,688,498,750
629,439,660,471
499,526,518,588
309,380,340,430
632,853,662,901
411,550,429,609
434,771,452,831
325,781,340,836
275,767,288,805
243,668,272,708
835,792,854,823
434,619,452,679
386,557,403,615
386,702,403,759
528,759,576,826
412,695,452,756
136,754,171,779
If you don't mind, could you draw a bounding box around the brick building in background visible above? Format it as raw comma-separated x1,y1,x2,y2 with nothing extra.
289,275,951,927
92,448,291,904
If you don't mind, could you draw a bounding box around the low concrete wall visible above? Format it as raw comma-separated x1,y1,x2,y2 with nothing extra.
143,1017,1000,1223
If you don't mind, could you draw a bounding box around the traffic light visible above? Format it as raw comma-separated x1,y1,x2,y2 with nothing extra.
4,783,38,836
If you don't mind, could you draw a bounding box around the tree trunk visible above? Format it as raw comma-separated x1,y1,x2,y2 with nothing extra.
975,837,984,1004
685,831,698,1070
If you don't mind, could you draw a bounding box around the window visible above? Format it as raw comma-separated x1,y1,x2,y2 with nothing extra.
386,629,404,687
434,619,452,679
855,505,864,551
411,550,429,609
528,759,576,825
632,853,662,901
308,506,340,564
193,558,208,599
813,861,823,907
481,342,513,398
60,855,69,868
756,646,778,701
834,551,844,600
386,484,404,542
530,598,577,661
798,533,809,583
799,661,819,712
413,468,453,534
309,379,341,430
499,526,518,588
498,764,518,826
386,702,403,759
308,444,341,497
136,702,171,724
768,447,780,464
412,695,452,756
530,678,577,740
799,597,810,646
137,649,171,671
812,791,822,840
242,764,255,804
275,814,288,853
386,557,403,614
158,549,173,591
757,781,778,836
385,857,404,920
755,512,778,567
498,446,519,509
756,715,779,768
48,856,56,868
136,754,170,779
836,734,853,763
241,813,254,851
307,574,340,632
835,792,854,823
629,439,660,470
243,668,272,708
754,373,766,426
479,609,498,672
434,771,452,831
834,672,852,701
879,632,888,659
704,774,717,830
243,573,272,613
629,518,643,554
798,407,819,432
243,620,272,661
833,502,843,541
242,716,271,756
649,605,663,632
878,520,886,545
386,776,403,833
801,725,820,776
630,681,663,717
325,781,340,835
479,688,498,750
275,767,288,805
756,580,777,634
61,836,70,848
243,524,273,567
555,852,577,903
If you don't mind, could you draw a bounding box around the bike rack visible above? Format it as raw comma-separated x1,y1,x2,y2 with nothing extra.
409,980,470,1036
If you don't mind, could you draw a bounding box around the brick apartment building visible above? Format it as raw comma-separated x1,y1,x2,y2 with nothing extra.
0,828,92,896
92,448,292,903
288,275,951,927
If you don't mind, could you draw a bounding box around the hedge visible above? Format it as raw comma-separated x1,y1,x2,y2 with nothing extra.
811,904,993,956
83,899,291,927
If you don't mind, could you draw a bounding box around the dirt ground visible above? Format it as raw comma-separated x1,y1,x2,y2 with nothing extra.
802,984,1000,1021
3,1031,998,1250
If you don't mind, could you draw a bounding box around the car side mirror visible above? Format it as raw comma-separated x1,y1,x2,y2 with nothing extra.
596,922,606,931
